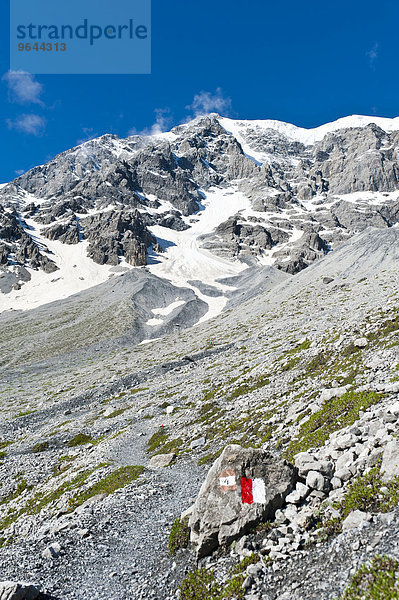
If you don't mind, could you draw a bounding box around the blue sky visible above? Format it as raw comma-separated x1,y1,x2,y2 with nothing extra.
1,0,398,182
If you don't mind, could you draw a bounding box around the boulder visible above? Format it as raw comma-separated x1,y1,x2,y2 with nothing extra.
331,476,342,489
367,447,383,468
381,440,399,482
335,451,356,471
0,581,40,600
294,452,333,478
342,510,372,532
305,471,326,492
335,467,352,482
103,406,117,417
149,453,176,468
190,437,206,450
319,387,349,403
354,337,368,348
332,433,358,450
42,542,61,560
293,507,314,530
188,444,297,557
285,482,309,505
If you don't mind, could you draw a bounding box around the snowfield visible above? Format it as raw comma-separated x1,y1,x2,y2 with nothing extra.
0,218,129,313
147,186,251,322
220,114,399,152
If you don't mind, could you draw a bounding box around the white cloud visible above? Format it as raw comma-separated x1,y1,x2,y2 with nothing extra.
14,169,25,176
366,43,379,69
127,91,232,139
7,114,47,136
186,87,232,117
150,108,173,135
2,70,44,105
76,127,98,145
128,107,173,136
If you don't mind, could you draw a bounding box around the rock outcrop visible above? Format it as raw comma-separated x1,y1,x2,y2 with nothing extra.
0,581,40,600
381,439,399,482
2,115,399,287
43,217,80,245
188,444,297,557
0,208,57,274
80,209,155,266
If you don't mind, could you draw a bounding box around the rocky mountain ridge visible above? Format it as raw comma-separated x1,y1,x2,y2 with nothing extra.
1,113,399,319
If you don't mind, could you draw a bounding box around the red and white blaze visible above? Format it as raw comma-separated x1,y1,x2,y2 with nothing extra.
240,477,266,504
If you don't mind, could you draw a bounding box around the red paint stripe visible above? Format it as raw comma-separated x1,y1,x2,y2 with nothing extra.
241,477,253,504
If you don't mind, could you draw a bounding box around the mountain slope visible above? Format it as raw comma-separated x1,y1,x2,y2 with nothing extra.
1,114,399,324
0,113,399,600
0,225,398,599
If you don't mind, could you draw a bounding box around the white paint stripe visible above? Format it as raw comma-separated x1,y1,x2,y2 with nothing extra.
219,476,236,487
252,478,266,503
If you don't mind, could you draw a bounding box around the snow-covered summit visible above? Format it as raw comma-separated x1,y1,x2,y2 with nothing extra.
219,114,399,146
1,112,399,322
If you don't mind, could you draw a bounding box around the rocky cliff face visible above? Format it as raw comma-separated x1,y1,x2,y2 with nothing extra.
0,207,57,294
1,114,399,311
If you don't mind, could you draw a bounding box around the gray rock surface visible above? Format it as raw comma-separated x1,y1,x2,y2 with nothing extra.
188,445,297,557
0,208,57,274
1,117,399,600
2,114,399,296
149,453,176,468
341,510,372,532
81,209,155,266
0,582,40,600
381,440,399,482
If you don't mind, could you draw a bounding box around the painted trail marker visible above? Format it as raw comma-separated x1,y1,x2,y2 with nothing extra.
240,477,266,504
219,470,237,492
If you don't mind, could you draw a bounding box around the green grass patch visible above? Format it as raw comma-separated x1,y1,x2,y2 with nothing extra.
226,375,270,401
153,437,183,456
68,465,144,511
230,553,260,575
367,315,399,342
341,342,362,357
336,465,399,520
319,465,399,538
0,468,99,533
168,517,190,555
31,441,49,453
147,427,169,454
179,554,262,600
285,390,382,461
338,555,399,600
104,408,128,419
0,478,33,507
305,351,333,375
280,356,301,372
180,569,221,600
13,409,35,419
198,402,223,424
0,442,12,450
198,448,223,466
67,433,93,447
